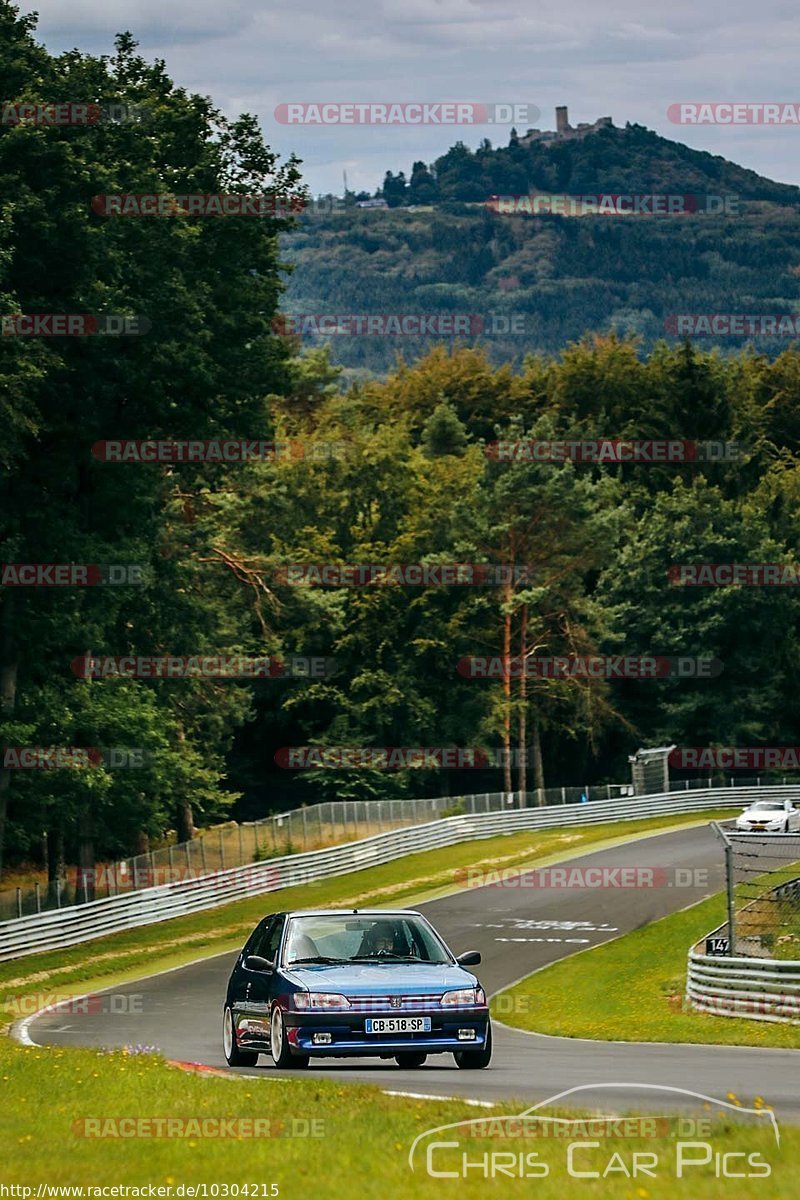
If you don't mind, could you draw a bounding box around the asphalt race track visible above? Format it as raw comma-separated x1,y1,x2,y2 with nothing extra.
19,823,800,1120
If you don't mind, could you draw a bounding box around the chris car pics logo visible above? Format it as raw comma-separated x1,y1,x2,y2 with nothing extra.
409,1084,778,1180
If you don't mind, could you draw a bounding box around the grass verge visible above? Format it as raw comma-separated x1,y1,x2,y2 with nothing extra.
0,1037,795,1195
494,892,800,1049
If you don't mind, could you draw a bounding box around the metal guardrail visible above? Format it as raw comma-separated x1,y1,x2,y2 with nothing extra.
0,783,781,963
2,786,635,921
687,945,800,1024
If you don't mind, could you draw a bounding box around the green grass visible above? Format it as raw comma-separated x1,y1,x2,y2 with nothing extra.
494,892,800,1049
1,810,735,1021
0,1037,796,1196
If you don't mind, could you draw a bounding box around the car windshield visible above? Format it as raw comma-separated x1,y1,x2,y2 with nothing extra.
283,914,452,966
749,802,785,811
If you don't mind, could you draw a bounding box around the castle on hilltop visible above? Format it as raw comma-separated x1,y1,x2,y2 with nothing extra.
517,106,613,146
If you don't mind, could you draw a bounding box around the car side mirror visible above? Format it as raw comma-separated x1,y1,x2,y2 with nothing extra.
244,954,274,972
456,950,481,966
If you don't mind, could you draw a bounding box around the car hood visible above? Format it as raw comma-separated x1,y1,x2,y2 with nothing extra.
739,809,784,821
283,962,477,995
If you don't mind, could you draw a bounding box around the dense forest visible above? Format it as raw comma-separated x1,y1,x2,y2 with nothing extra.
2,4,800,884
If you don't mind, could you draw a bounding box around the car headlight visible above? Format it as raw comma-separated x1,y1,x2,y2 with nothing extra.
292,992,350,1010
441,987,486,1008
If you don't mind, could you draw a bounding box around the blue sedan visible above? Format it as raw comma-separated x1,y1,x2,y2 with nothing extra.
223,908,492,1070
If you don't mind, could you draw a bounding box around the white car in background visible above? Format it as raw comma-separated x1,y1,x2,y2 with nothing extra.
735,799,800,833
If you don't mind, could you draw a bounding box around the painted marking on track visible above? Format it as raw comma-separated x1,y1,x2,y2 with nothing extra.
383,1090,496,1108
494,937,592,944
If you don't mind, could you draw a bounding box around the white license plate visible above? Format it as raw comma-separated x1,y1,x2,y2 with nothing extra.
364,1016,431,1034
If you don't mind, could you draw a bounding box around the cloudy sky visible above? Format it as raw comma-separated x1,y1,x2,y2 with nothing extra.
17,0,800,195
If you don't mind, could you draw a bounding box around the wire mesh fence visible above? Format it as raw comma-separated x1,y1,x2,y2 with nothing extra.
714,824,800,958
0,782,635,921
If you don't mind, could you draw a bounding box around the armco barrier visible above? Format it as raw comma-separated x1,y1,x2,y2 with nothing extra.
0,784,789,963
687,946,800,1024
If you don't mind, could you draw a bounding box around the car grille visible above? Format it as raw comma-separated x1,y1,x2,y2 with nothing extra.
345,993,443,1012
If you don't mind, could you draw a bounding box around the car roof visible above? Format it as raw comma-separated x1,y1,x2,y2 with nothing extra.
284,908,422,917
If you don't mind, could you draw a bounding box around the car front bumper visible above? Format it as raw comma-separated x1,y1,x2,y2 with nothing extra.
237,1005,490,1057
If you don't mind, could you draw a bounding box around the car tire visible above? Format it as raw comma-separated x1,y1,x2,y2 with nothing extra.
223,1005,259,1067
454,1022,492,1070
270,1005,309,1069
394,1052,428,1068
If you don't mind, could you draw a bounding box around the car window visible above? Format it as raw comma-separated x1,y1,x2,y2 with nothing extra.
284,914,452,964
247,917,275,960
262,915,285,963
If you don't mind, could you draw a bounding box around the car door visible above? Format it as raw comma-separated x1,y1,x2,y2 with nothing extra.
241,915,285,1016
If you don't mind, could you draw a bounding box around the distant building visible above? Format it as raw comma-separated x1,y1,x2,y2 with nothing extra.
518,106,613,147
356,198,389,209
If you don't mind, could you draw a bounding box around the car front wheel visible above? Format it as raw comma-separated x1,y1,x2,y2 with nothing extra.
223,1005,259,1067
454,1022,492,1070
270,1006,309,1069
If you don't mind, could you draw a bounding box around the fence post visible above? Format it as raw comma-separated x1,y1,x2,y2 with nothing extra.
185,840,192,876
16,888,22,918
302,806,308,850
561,787,566,805
168,844,175,875
723,837,736,957
238,823,244,865
272,816,277,851
220,827,225,869
35,881,41,913
201,837,208,873
56,877,62,909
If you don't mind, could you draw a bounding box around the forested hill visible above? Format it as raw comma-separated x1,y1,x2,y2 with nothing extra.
281,123,800,378
379,122,800,206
